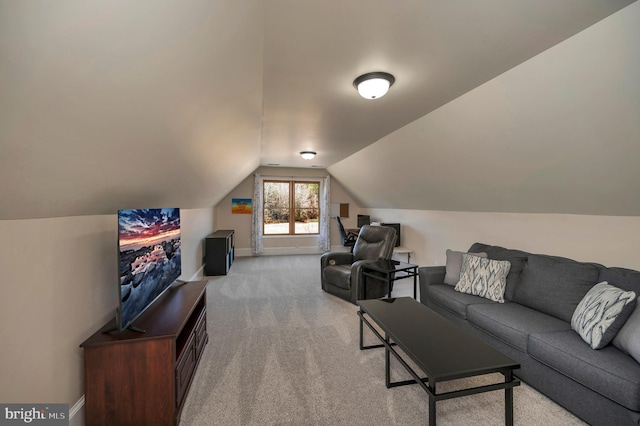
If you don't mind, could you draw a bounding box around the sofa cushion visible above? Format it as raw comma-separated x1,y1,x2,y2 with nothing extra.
444,249,487,285
427,284,495,319
529,330,640,411
602,268,640,359
468,243,529,301
512,254,600,323
599,267,640,294
571,282,637,349
613,303,640,364
455,254,511,303
322,265,351,290
467,303,570,352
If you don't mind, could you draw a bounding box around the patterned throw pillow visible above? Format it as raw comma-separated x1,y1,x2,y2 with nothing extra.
454,254,511,303
571,282,637,350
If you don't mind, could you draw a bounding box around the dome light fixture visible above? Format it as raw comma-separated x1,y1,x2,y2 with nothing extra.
353,72,395,99
300,151,316,160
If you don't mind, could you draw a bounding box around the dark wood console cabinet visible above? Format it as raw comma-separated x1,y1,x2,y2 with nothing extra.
80,280,209,426
204,230,234,276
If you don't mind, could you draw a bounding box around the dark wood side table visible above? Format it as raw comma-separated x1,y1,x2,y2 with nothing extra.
361,259,419,299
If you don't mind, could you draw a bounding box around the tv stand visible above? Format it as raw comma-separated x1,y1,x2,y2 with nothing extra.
101,323,146,334
81,280,209,426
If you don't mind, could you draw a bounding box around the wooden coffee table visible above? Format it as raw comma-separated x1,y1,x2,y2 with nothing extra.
358,297,520,425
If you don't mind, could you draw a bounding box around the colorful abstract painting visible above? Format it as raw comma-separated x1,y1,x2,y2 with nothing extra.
231,198,252,214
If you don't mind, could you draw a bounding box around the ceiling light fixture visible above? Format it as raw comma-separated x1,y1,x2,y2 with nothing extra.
353,72,395,99
300,151,316,160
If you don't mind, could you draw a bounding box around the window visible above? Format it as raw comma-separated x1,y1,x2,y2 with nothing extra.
263,180,320,235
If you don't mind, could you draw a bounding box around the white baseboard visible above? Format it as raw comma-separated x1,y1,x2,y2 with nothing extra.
236,245,410,261
235,246,350,257
330,245,352,252
189,264,205,281
236,246,324,257
69,395,84,426
234,247,253,257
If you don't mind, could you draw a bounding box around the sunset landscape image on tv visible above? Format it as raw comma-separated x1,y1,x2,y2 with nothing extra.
118,208,181,329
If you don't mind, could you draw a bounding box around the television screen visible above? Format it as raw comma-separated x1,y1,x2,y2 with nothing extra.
381,222,401,247
117,208,182,331
357,214,371,228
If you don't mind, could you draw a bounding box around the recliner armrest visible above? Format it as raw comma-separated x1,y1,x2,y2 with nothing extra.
350,258,376,275
320,251,355,269
350,259,379,304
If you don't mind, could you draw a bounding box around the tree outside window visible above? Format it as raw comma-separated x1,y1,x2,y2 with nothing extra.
263,180,319,235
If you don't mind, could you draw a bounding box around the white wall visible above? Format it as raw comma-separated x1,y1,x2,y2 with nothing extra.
365,208,640,270
181,208,216,274
0,207,214,415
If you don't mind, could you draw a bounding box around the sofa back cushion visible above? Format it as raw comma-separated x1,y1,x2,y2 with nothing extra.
613,304,640,364
602,267,640,362
599,267,640,294
468,243,529,301
513,254,600,322
444,249,487,285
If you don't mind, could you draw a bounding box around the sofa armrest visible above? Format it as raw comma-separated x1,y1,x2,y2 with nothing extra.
418,266,446,304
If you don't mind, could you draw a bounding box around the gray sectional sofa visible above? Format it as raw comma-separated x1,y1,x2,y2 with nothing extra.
419,243,640,426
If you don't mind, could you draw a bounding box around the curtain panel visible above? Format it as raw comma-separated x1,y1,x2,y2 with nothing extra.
318,175,331,252
251,173,264,255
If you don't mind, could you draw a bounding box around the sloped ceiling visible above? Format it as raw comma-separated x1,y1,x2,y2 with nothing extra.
0,0,264,219
0,0,636,220
329,2,640,216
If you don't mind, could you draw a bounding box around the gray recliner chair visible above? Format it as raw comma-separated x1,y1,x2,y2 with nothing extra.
320,225,397,304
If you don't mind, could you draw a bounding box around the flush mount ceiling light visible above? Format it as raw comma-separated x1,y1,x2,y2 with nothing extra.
353,72,395,99
300,151,316,160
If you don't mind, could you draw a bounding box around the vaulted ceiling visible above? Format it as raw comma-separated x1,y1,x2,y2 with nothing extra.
0,0,637,219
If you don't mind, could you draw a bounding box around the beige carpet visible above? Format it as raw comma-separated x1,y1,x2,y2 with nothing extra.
180,254,586,425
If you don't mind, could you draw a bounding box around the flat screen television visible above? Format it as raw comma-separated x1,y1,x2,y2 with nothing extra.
357,214,371,228
117,208,182,332
381,222,401,247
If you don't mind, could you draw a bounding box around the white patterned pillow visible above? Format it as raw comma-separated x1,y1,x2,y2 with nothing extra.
454,254,511,303
571,282,637,350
